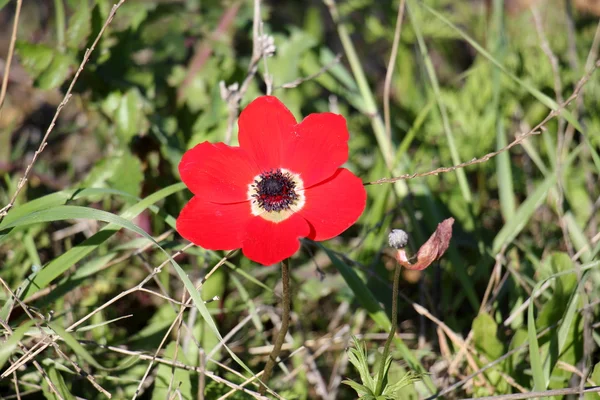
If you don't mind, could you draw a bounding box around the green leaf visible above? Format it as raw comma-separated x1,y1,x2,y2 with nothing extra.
36,53,73,90
66,0,91,49
42,365,76,400
347,336,376,391
473,313,504,360
0,0,10,10
584,363,600,400
109,151,144,196
116,89,146,142
15,42,55,79
342,380,374,398
151,342,193,400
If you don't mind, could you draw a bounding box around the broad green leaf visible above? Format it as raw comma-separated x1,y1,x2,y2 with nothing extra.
116,89,146,142
109,151,144,196
151,342,193,400
15,42,55,78
472,313,504,360
66,0,91,49
36,53,73,90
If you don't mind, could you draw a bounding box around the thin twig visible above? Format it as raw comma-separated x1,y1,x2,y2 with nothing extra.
275,54,343,90
91,342,270,400
459,386,600,400
2,243,196,379
364,59,600,186
0,319,65,400
0,278,111,398
428,323,558,399
0,0,128,223
0,0,22,111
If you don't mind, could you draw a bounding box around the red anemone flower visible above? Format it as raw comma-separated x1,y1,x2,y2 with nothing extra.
176,96,367,265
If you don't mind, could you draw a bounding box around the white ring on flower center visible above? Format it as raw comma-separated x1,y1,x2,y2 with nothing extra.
247,168,305,223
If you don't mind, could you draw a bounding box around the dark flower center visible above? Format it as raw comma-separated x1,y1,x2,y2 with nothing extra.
253,169,298,212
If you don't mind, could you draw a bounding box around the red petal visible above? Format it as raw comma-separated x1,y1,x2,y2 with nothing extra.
238,96,297,171
176,196,252,250
298,168,366,241
179,142,259,203
283,113,349,187
242,213,310,265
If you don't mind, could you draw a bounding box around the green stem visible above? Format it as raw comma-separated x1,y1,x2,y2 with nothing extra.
323,0,395,171
259,259,291,395
375,263,401,396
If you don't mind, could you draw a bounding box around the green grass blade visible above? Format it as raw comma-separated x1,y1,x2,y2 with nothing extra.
407,0,472,204
5,183,184,303
48,321,105,369
528,298,545,391
0,187,139,227
528,263,593,390
45,365,76,400
554,285,580,364
418,1,582,132
564,212,592,262
169,256,261,382
492,174,556,254
395,98,435,166
326,0,395,169
3,200,260,382
490,0,515,220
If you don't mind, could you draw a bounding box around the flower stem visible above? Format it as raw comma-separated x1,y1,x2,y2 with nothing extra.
259,259,291,395
375,262,401,396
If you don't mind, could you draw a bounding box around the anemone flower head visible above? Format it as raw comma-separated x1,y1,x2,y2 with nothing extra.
176,96,367,265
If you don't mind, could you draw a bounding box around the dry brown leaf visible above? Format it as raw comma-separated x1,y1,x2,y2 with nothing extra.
395,218,454,271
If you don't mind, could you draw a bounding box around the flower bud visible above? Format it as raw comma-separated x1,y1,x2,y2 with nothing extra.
388,229,409,249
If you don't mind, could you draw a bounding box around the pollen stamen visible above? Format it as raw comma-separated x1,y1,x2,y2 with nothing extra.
248,168,305,222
